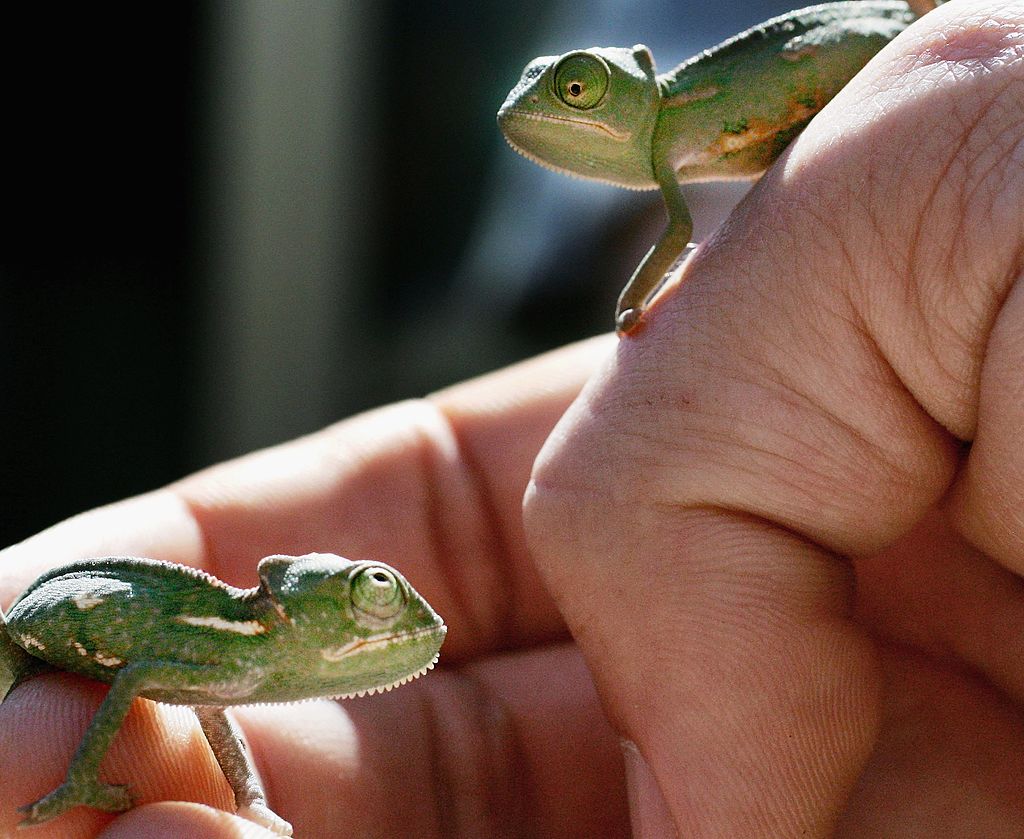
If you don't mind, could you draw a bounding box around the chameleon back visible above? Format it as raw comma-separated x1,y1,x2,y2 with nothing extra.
654,0,917,182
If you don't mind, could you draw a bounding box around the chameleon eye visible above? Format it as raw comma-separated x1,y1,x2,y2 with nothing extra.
553,52,609,110
351,565,405,620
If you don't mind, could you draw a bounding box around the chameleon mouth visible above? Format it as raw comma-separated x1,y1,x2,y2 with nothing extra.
332,650,442,700
498,107,632,141
319,623,445,663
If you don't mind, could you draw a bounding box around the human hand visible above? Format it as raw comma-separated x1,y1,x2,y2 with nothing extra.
525,1,1024,835
2,2,1020,837
0,336,626,838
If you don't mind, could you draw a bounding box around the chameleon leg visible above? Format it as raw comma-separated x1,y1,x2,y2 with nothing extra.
194,705,293,837
18,662,170,826
0,619,53,701
615,161,694,335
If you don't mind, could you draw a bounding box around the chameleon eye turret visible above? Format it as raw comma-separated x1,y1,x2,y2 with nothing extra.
351,564,405,621
553,52,610,109
497,45,661,189
1,553,446,835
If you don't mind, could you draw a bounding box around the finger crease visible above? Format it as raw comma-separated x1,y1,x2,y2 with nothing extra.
421,401,519,649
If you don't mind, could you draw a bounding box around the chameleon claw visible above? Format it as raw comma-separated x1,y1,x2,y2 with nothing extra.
615,307,645,336
237,802,294,836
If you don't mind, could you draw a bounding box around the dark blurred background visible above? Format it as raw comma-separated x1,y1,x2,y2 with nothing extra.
0,0,796,546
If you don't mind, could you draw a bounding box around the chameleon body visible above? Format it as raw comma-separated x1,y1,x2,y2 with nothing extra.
498,0,941,334
0,553,446,834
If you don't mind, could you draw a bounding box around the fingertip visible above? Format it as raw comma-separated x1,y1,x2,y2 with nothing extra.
98,801,283,838
622,740,679,839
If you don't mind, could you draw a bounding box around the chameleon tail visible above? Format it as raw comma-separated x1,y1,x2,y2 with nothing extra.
0,606,50,701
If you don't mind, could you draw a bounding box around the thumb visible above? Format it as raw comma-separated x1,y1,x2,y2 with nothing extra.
525,1,1020,835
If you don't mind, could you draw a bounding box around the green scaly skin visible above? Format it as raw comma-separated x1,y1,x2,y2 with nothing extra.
1,553,446,835
498,0,943,335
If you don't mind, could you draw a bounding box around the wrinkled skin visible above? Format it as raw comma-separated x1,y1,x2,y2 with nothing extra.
1,1,1023,835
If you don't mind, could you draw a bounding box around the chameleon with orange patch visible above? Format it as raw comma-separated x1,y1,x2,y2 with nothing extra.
498,1,943,334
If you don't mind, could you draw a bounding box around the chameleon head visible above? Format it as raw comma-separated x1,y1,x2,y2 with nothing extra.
257,553,446,699
497,44,661,188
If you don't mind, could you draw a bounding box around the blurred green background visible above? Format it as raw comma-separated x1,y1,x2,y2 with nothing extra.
1,0,800,546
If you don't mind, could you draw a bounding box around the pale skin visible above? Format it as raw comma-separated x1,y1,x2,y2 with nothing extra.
1,1,1022,836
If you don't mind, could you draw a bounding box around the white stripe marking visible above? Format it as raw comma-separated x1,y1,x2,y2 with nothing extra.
94,651,122,667
320,631,405,662
72,593,105,610
320,626,439,662
176,615,266,635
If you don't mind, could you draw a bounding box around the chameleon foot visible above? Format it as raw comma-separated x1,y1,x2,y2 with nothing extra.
237,802,293,836
19,778,131,827
616,307,645,336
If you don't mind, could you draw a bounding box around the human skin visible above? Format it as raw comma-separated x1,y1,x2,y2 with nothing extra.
1,1,1022,836
525,1,1024,836
0,336,625,839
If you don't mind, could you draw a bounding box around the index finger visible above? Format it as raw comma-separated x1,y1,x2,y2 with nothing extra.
0,334,613,661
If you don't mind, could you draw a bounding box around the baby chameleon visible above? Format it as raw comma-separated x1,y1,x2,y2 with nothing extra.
0,553,447,835
498,0,942,334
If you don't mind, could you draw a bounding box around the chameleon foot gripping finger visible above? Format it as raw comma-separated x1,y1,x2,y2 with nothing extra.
614,156,694,334
498,1,943,334
194,705,293,836
2,553,446,833
616,242,698,335
19,779,131,826
17,661,173,825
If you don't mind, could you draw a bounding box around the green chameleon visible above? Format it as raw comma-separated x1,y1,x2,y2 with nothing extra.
498,0,943,334
0,553,446,835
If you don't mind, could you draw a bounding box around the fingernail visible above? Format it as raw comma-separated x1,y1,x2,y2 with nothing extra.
622,739,679,839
